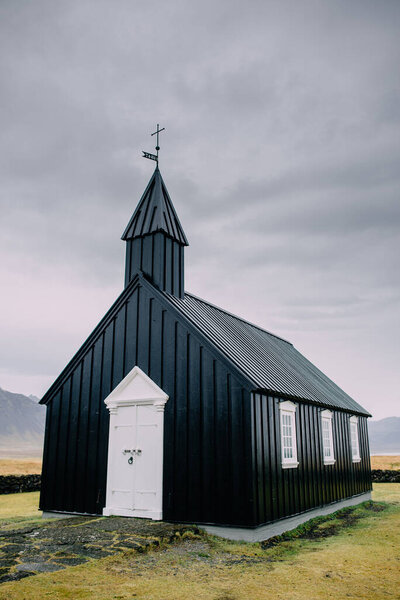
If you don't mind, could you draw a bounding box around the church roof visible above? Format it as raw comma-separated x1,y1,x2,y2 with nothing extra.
39,269,370,416
122,167,188,245
161,288,370,416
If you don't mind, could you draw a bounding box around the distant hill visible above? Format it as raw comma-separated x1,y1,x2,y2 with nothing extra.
28,394,41,403
0,387,45,458
368,417,400,455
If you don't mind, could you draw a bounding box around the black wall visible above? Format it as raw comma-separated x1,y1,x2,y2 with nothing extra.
251,393,372,526
40,278,255,524
125,232,184,297
40,277,371,526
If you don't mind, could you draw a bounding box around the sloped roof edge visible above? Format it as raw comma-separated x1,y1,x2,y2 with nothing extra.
156,285,371,417
40,274,142,405
185,291,292,346
40,272,371,417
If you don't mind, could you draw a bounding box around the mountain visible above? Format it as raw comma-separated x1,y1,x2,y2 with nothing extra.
0,387,45,458
368,417,400,455
28,394,41,403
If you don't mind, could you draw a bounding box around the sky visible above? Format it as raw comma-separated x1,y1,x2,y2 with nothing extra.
0,0,399,420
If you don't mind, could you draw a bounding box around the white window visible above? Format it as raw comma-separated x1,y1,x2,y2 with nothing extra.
350,416,361,462
321,410,335,465
279,401,299,469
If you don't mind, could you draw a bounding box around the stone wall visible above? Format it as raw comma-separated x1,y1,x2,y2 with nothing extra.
0,475,41,495
371,469,400,483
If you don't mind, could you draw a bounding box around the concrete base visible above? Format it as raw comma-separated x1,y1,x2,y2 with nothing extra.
42,511,90,519
202,491,372,542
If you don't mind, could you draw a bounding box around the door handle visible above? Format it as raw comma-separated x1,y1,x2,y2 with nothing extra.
122,448,142,455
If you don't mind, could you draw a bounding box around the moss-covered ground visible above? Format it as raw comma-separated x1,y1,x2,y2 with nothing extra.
0,484,399,599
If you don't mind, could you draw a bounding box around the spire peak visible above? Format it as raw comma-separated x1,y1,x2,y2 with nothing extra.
122,168,188,245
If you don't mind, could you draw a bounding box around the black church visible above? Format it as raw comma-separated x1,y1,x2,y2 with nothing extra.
39,151,372,541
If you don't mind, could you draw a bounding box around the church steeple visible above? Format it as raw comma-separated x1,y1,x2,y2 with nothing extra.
122,167,188,297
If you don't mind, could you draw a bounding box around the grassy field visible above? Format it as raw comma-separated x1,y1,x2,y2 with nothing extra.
371,455,400,470
0,484,399,599
0,458,42,475
0,491,42,525
0,456,398,476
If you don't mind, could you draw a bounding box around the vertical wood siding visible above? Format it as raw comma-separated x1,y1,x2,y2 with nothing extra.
40,282,255,524
40,279,371,525
125,233,184,297
251,393,372,525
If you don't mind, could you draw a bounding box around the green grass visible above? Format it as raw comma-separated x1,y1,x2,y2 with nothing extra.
0,485,399,599
0,491,42,527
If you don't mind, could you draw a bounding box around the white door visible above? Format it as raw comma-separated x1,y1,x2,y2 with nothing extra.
103,366,168,520
134,405,159,514
109,405,135,510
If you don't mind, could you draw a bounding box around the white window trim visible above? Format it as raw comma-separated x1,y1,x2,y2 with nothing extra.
279,400,299,469
350,415,361,463
321,409,336,465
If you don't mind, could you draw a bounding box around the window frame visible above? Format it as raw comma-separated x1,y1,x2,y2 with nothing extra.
279,400,299,469
321,409,335,465
349,415,361,463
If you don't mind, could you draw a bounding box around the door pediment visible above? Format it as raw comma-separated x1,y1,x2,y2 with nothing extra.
104,366,168,410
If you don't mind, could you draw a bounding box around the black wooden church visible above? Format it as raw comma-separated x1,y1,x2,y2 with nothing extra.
40,143,371,540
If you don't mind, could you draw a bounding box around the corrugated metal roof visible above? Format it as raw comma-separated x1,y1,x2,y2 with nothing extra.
163,290,370,416
122,167,188,245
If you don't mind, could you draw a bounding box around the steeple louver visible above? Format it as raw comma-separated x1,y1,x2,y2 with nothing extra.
123,167,188,297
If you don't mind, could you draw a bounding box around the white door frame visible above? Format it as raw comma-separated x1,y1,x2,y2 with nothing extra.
103,366,169,520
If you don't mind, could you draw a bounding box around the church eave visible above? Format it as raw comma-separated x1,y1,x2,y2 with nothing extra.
122,228,189,246
40,274,142,405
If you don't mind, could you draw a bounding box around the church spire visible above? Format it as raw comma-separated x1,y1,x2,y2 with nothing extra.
122,167,188,245
122,167,188,297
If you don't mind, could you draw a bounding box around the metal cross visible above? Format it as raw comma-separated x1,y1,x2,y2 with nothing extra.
151,124,165,163
142,124,165,165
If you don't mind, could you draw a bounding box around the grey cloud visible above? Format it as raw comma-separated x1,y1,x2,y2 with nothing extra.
0,0,399,418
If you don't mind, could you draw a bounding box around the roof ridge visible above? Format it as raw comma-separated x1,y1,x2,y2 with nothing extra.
184,291,293,346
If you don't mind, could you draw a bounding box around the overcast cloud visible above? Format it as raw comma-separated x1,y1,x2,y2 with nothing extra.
0,0,399,419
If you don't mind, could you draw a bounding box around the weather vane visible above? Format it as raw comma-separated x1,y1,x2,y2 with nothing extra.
142,124,165,166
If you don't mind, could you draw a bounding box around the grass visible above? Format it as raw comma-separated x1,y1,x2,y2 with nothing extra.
0,458,42,476
0,491,42,528
0,484,399,599
371,455,400,470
